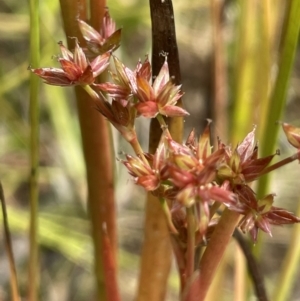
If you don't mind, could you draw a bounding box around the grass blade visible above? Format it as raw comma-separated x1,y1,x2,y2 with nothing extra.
28,0,40,299
0,183,20,301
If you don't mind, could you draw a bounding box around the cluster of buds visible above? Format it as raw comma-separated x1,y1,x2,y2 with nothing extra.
30,8,300,248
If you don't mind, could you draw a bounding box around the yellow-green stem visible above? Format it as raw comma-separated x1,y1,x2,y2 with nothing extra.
255,0,300,260
186,206,195,279
28,0,40,299
272,201,300,301
159,198,178,235
0,183,20,301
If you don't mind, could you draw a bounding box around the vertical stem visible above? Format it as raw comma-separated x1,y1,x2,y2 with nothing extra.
255,0,300,259
59,1,119,300
272,201,300,301
210,0,228,141
233,244,246,301
28,0,40,299
0,183,20,301
90,0,106,31
257,0,300,160
136,0,183,300
188,209,240,301
233,230,269,301
186,207,195,279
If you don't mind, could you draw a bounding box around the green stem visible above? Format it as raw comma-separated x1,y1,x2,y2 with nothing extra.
28,0,40,298
272,201,300,301
159,198,178,235
0,183,20,301
186,206,195,279
156,114,168,129
255,0,300,260
256,0,300,198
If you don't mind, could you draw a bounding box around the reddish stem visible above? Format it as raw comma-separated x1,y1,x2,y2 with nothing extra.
59,1,119,300
259,150,300,176
184,209,240,301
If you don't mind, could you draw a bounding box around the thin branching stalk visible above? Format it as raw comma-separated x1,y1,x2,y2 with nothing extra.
0,183,20,301
28,0,40,299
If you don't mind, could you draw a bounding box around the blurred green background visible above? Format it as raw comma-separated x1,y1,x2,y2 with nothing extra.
0,0,300,300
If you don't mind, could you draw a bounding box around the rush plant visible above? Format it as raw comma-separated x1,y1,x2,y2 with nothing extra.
2,1,300,301
28,5,300,301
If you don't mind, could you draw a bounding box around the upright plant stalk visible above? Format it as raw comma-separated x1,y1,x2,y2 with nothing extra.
255,0,300,261
210,0,228,141
136,0,183,300
230,0,257,143
188,209,240,301
28,0,40,299
233,230,269,301
257,0,300,197
0,183,20,301
90,0,106,33
272,200,300,301
59,1,119,300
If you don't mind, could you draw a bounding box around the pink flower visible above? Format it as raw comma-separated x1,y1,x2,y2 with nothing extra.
135,58,189,118
94,56,151,100
78,8,121,56
235,185,300,242
30,40,110,86
217,126,277,185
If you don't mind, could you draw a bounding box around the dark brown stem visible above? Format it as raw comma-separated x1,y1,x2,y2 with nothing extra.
0,182,20,301
136,1,183,300
233,229,269,301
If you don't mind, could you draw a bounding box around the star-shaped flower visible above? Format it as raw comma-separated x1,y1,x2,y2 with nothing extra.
78,8,121,56
30,40,110,86
135,58,188,118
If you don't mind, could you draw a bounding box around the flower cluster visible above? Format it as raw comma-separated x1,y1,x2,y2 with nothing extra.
122,123,300,243
30,11,187,142
30,8,300,246
30,40,111,86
